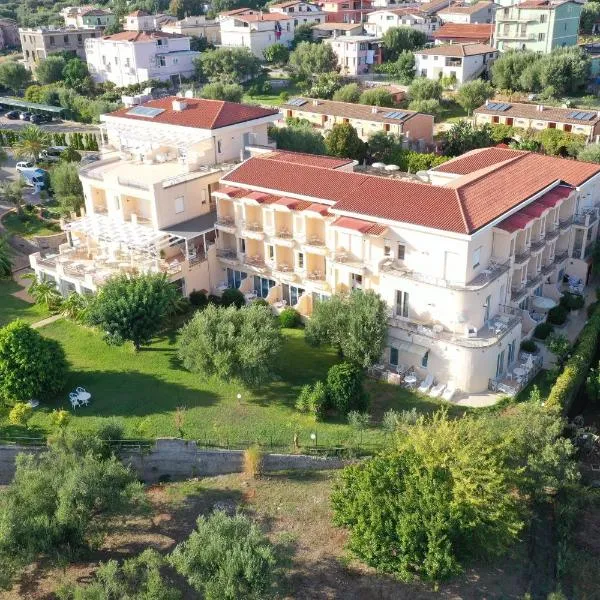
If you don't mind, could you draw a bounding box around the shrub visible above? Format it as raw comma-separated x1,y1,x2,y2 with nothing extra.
189,290,208,309
520,339,538,354
207,294,221,306
560,292,585,311
326,362,368,415
220,288,245,308
243,444,263,479
534,322,554,340
8,402,33,427
279,307,300,328
295,384,312,412
546,309,600,412
587,301,598,318
253,298,269,307
309,380,328,421
547,305,568,326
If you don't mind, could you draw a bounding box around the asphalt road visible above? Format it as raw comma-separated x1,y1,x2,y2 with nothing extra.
0,115,99,134
0,153,45,204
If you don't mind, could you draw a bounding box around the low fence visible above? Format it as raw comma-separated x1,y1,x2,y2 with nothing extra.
0,437,352,485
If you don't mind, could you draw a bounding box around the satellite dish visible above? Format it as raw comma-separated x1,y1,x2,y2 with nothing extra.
384,164,400,171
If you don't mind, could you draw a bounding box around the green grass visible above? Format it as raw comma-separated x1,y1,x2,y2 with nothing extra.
243,83,301,107
439,99,469,124
2,211,61,238
0,279,48,327
0,317,460,449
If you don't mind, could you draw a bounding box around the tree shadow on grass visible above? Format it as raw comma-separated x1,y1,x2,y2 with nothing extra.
42,370,221,419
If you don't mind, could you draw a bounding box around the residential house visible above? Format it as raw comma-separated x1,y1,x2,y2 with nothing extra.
123,10,176,32
494,0,582,53
324,34,383,76
437,1,497,24
219,12,295,58
365,8,440,38
433,22,494,43
62,6,115,29
320,0,374,23
19,26,101,70
281,96,434,145
161,15,221,44
311,21,363,39
0,19,19,50
29,96,279,300
85,31,199,87
268,0,326,26
211,147,600,394
414,43,498,84
473,101,600,142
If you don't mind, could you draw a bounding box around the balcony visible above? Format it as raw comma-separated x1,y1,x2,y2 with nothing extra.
511,284,528,303
244,254,268,272
302,235,327,256
554,250,568,264
559,216,573,231
241,221,264,241
272,262,298,282
545,228,559,242
306,271,330,291
387,304,522,349
526,274,543,289
541,262,555,276
530,237,545,252
271,230,295,248
215,216,236,234
216,248,239,265
381,257,510,291
513,249,530,265
573,209,599,228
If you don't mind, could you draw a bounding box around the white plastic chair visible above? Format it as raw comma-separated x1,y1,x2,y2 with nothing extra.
429,383,445,398
75,386,87,395
442,385,456,402
69,392,80,409
418,374,434,394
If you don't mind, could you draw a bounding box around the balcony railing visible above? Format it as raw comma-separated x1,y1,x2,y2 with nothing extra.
545,229,559,242
559,216,573,231
530,237,545,252
117,177,150,191
514,249,530,265
526,274,543,289
242,221,263,232
584,240,595,259
273,230,293,239
573,209,599,228
245,255,265,267
216,248,237,259
541,262,555,276
216,216,235,226
554,250,568,263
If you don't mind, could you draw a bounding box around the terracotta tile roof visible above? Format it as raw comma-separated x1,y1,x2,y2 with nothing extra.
304,202,331,215
433,22,493,41
82,8,111,16
312,21,363,30
497,212,534,233
369,7,427,17
419,0,453,14
260,150,354,169
102,30,186,42
522,201,550,218
537,185,573,207
127,9,149,16
474,101,600,126
229,12,293,21
106,96,278,130
517,0,575,9
434,147,600,187
219,7,255,15
282,97,428,125
438,1,495,14
416,42,496,57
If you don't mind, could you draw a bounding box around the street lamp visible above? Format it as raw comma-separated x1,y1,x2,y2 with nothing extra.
237,393,242,405
310,432,317,448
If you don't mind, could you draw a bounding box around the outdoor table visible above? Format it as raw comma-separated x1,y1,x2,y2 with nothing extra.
78,391,91,402
404,374,417,387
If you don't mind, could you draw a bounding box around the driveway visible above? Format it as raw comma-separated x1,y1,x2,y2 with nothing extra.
0,153,43,204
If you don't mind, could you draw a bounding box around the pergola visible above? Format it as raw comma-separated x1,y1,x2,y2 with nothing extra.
0,97,64,117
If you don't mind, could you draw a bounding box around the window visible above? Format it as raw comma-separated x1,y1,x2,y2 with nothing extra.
267,244,274,260
395,290,409,318
390,346,399,366
384,244,391,257
540,13,546,23
507,339,516,365
548,122,556,129
158,55,166,67
49,36,55,45
297,252,304,269
397,243,405,261
239,238,246,254
538,32,545,41
502,22,509,35
64,35,69,44
564,124,572,133
125,57,130,68
77,34,82,42
484,294,491,322
421,351,429,368
496,350,505,377
472,246,482,269
175,196,184,213
217,140,222,153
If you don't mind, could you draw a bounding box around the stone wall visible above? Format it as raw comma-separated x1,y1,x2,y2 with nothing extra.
0,438,347,484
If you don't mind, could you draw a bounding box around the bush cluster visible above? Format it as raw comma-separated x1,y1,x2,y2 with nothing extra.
520,339,538,354
534,322,554,340
295,361,368,420
279,307,301,328
188,290,208,309
547,305,568,326
560,292,585,311
546,308,600,412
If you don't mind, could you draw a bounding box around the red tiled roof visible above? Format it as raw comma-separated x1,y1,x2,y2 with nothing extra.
416,42,496,57
522,202,550,218
433,22,493,41
106,96,278,130
128,9,149,16
537,185,573,207
102,30,185,41
517,0,575,9
332,216,384,234
233,12,292,21
243,191,270,203
274,196,304,208
304,202,330,215
261,150,354,169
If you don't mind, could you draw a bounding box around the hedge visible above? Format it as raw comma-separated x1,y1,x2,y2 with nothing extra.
546,309,600,413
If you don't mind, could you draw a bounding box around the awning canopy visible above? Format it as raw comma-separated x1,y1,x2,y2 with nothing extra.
0,97,64,114
331,216,387,236
537,185,573,208
160,211,217,240
304,202,330,216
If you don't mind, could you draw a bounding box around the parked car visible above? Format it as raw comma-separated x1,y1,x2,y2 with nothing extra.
16,161,35,172
80,153,100,165
30,114,44,124
19,112,32,121
5,110,19,119
19,167,49,190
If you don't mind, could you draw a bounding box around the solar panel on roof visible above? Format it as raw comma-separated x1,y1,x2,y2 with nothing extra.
126,106,165,118
288,98,307,107
569,111,595,121
383,111,407,120
487,102,511,111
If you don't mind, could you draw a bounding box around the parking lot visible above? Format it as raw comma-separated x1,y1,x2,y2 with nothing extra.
0,115,99,135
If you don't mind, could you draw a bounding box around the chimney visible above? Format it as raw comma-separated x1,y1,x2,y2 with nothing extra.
537,104,544,112
485,98,489,106
371,105,378,114
313,99,319,106
172,99,187,111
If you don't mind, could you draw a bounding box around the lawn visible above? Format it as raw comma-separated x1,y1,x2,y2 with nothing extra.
0,278,48,327
0,316,460,449
2,211,61,238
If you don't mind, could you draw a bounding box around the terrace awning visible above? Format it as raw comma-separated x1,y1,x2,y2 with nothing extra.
160,211,217,240
0,97,64,114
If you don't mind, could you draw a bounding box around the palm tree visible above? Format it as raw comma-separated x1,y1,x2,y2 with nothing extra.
0,236,12,278
13,125,52,162
22,273,62,311
1,180,25,216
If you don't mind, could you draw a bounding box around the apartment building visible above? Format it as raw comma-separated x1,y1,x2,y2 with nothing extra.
320,0,374,23
220,12,295,58
29,96,279,300
19,26,101,69
365,8,440,38
414,43,498,84
494,0,581,53
324,34,383,76
0,19,19,50
473,101,600,143
281,97,434,145
433,22,494,43
437,2,497,24
311,22,363,39
123,10,176,31
211,147,600,394
268,0,326,26
62,6,115,29
161,15,221,44
85,31,199,87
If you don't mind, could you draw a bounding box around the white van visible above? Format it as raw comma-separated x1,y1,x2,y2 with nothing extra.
39,146,68,162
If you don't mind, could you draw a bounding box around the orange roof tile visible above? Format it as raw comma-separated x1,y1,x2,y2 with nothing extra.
433,22,493,41
260,150,353,169
102,30,186,42
106,96,278,130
